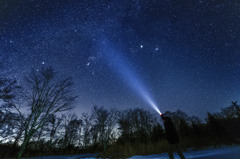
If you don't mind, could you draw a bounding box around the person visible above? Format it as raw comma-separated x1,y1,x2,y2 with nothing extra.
160,113,185,159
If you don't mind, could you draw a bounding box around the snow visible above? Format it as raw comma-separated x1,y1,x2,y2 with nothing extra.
129,146,240,159
24,146,240,159
23,153,98,159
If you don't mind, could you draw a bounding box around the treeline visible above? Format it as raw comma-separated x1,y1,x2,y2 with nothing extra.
0,67,240,158
104,102,240,157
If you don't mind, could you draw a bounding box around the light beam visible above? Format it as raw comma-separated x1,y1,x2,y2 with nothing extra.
97,38,162,115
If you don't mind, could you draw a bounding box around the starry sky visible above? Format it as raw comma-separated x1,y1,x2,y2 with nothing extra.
1,0,240,119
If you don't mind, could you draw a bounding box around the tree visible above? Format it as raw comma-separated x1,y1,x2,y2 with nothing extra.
47,114,63,150
151,123,164,143
131,108,156,143
0,110,17,143
206,112,224,137
32,119,49,151
91,106,118,152
62,113,82,148
221,101,240,119
118,109,133,142
0,77,18,103
81,112,92,149
10,112,25,148
189,115,202,136
118,108,156,144
9,67,77,159
0,73,20,144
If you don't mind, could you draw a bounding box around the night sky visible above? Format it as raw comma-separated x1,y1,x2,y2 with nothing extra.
1,0,240,119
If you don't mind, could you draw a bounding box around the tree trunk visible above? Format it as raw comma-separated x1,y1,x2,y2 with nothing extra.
35,127,43,150
16,136,30,159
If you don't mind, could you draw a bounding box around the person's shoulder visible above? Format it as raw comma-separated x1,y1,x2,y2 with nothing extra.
165,117,171,120
165,117,174,123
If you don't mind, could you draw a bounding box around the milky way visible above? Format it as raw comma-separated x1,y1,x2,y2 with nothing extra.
1,0,240,118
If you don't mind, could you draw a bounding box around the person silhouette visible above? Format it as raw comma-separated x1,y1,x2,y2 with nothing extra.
160,113,185,159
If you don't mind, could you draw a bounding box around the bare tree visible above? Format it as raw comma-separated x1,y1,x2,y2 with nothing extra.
91,106,118,152
0,77,18,103
0,74,20,143
221,102,240,119
0,111,17,143
12,113,25,147
118,108,156,143
118,110,133,142
81,112,92,149
47,114,63,150
8,67,77,159
62,113,82,148
32,119,49,151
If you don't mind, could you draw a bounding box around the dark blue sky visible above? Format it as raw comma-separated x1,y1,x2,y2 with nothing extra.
1,0,240,118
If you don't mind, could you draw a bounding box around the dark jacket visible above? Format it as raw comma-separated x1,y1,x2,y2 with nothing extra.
162,116,180,144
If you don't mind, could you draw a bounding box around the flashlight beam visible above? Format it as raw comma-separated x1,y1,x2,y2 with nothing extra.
98,38,162,115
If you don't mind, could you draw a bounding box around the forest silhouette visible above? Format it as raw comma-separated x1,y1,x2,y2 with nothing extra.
0,67,240,158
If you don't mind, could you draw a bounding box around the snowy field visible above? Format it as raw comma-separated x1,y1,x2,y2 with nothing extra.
129,146,240,159
24,146,240,159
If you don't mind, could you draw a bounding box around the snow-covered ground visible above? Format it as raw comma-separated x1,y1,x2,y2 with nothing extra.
129,146,240,159
24,146,240,159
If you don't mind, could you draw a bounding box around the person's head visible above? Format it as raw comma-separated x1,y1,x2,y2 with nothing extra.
160,113,171,121
160,113,165,119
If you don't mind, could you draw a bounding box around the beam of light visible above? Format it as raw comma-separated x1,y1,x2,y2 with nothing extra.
97,38,162,115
